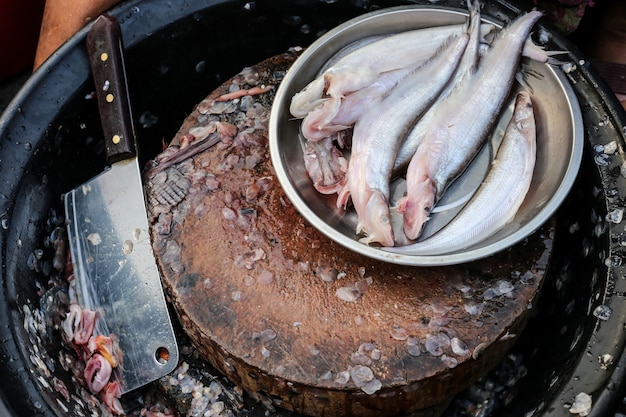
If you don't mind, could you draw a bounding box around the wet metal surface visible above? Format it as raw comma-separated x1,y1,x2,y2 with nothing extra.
0,0,625,416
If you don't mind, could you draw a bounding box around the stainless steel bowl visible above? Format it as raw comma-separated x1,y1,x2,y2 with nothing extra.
269,5,584,266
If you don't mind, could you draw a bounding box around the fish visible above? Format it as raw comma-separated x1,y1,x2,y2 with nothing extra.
393,0,483,174
290,22,495,138
301,24,550,146
301,67,412,141
385,91,536,255
337,26,472,246
397,10,543,240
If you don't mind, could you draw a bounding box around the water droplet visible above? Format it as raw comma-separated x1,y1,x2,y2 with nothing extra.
195,60,207,74
27,253,37,271
483,287,498,300
260,329,277,342
605,256,623,267
320,371,332,380
593,305,612,321
358,341,377,353
87,233,101,246
122,240,133,255
606,209,623,224
282,15,302,25
390,325,409,341
599,353,614,369
350,351,371,365
361,378,382,395
316,263,338,282
441,354,458,368
406,336,419,346
350,365,374,387
139,111,159,128
258,269,274,284
561,62,576,73
498,281,514,294
261,347,270,358
569,392,592,416
336,286,360,302
424,333,450,357
463,302,485,316
334,370,350,385
451,337,470,356
594,153,611,166
603,140,618,154
407,344,421,357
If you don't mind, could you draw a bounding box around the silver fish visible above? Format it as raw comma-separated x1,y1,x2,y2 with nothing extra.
290,22,497,139
337,28,471,246
393,0,483,174
301,67,412,141
397,10,543,240
385,91,536,255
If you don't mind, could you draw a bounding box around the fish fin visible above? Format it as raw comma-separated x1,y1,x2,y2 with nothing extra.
358,235,373,245
516,63,544,94
394,196,409,214
315,182,347,195
356,220,363,235
545,54,571,67
336,181,351,209
521,36,568,65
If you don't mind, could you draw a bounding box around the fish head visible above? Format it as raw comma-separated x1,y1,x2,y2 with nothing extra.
290,76,327,118
402,180,436,241
357,191,394,247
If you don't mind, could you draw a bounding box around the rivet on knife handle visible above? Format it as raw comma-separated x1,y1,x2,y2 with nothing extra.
86,14,136,164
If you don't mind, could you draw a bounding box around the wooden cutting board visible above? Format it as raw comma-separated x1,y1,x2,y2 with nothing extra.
145,49,553,417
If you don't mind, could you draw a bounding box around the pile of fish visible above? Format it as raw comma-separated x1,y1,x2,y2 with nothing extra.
290,1,544,254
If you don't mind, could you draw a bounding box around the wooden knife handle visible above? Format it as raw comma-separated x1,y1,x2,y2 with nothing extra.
86,14,136,164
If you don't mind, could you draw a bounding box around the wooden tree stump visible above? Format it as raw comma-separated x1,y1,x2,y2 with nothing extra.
145,49,552,417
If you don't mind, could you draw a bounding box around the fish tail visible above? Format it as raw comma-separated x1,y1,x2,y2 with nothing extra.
466,0,481,29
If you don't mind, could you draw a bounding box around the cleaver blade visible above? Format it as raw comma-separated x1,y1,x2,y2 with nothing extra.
64,14,178,394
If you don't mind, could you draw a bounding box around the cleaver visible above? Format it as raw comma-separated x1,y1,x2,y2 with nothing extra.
64,14,178,394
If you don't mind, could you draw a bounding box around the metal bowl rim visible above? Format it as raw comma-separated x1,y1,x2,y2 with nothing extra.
269,5,584,266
